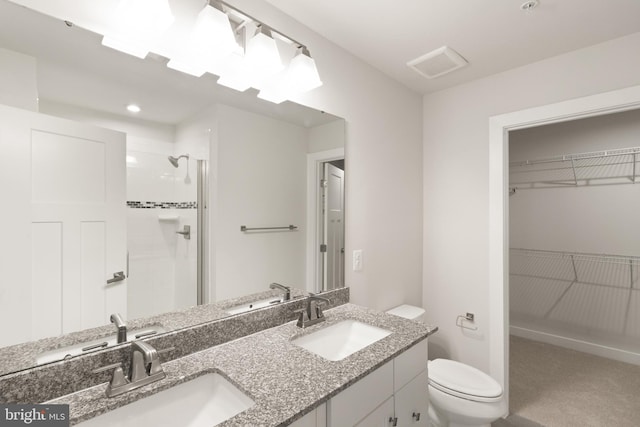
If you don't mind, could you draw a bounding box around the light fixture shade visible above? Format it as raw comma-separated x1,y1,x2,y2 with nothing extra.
258,50,322,104
285,52,323,93
167,4,238,77
244,30,284,88
102,0,175,58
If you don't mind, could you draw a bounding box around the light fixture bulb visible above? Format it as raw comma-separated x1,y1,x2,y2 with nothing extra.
166,4,239,77
102,0,175,58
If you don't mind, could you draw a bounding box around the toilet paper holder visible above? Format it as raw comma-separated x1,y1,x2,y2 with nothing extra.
456,313,478,331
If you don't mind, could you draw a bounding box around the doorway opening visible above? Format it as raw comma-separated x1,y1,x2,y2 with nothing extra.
506,110,640,425
488,84,640,416
306,148,345,293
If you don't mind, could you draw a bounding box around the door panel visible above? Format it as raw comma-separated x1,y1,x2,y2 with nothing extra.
323,162,345,290
0,104,126,347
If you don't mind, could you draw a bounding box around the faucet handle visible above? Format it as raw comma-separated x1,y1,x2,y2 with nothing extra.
93,362,129,389
294,308,310,328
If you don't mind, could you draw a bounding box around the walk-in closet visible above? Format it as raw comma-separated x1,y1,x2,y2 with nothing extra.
507,108,640,426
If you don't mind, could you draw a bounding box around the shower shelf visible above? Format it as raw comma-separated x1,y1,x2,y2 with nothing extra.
158,214,180,221
509,146,640,190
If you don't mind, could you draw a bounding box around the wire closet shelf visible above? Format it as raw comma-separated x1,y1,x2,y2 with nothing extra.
510,248,640,291
509,146,640,190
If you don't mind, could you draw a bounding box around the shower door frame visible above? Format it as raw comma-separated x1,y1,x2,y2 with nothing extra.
196,159,208,305
489,84,640,410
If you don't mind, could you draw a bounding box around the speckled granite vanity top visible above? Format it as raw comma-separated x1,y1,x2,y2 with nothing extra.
52,303,437,426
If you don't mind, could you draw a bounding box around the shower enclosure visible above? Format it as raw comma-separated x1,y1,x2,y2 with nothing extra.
125,150,207,319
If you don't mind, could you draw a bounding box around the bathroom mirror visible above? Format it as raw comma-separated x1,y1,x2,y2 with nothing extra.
0,0,346,376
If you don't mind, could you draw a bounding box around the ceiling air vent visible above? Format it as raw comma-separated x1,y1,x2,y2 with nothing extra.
407,46,468,79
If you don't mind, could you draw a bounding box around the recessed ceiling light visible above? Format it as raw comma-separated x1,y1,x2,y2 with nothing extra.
126,104,141,113
521,0,539,11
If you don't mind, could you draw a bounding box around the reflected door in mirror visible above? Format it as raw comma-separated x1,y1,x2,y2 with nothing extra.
0,105,127,347
322,162,345,290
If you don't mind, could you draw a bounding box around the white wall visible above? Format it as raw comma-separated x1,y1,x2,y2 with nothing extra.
214,104,307,300
423,32,640,371
231,0,424,310
0,48,38,111
308,120,345,153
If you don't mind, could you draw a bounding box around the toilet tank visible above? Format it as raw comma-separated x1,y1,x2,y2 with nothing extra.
386,304,426,322
386,305,428,361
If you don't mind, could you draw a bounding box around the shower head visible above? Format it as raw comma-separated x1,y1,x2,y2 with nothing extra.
168,154,189,168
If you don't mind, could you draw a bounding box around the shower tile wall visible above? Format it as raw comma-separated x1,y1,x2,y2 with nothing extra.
126,150,197,320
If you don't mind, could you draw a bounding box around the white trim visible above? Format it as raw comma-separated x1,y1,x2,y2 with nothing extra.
511,326,640,366
489,84,640,411
306,148,345,293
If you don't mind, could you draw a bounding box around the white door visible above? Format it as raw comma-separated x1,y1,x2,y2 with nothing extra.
323,162,345,291
0,104,127,347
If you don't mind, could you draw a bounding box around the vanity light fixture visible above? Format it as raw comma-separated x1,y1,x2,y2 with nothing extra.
167,2,239,77
258,47,322,104
101,0,322,103
217,24,284,91
243,25,284,86
102,0,175,59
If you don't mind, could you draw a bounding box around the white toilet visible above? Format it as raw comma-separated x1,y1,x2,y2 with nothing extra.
386,305,507,427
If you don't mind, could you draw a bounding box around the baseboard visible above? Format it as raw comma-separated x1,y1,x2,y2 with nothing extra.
510,326,640,366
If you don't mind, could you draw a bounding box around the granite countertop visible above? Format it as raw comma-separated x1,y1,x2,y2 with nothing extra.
0,288,309,376
53,303,437,426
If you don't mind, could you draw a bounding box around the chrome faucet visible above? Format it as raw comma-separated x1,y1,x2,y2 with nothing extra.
296,293,331,328
269,282,291,301
110,313,127,343
94,341,169,398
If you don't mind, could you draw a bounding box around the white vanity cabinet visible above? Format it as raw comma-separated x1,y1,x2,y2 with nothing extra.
326,339,429,427
290,403,327,427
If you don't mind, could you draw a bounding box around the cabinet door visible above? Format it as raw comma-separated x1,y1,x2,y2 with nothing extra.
327,361,393,427
394,370,429,426
355,397,395,427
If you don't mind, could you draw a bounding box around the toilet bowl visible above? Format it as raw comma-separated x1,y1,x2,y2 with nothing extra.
386,305,507,427
428,358,507,427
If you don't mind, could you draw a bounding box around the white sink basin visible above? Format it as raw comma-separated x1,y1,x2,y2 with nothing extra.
292,319,391,361
37,326,166,365
77,373,254,427
226,297,283,315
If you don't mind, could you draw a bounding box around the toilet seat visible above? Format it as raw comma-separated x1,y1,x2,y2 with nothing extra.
428,359,503,403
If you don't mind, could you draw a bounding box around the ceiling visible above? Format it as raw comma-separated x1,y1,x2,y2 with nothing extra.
0,0,337,126
265,0,640,94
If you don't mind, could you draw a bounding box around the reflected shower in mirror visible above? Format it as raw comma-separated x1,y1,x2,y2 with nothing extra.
0,0,345,376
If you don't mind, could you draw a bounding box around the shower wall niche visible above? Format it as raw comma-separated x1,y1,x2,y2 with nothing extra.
509,108,640,365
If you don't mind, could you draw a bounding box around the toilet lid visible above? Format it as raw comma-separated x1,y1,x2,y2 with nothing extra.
428,359,503,403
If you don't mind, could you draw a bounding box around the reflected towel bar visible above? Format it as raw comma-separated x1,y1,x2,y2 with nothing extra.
240,225,297,232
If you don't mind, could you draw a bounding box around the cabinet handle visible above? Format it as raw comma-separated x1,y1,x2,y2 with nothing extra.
413,412,421,421
388,416,398,426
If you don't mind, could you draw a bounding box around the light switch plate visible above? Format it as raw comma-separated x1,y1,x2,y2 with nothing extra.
353,250,363,271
